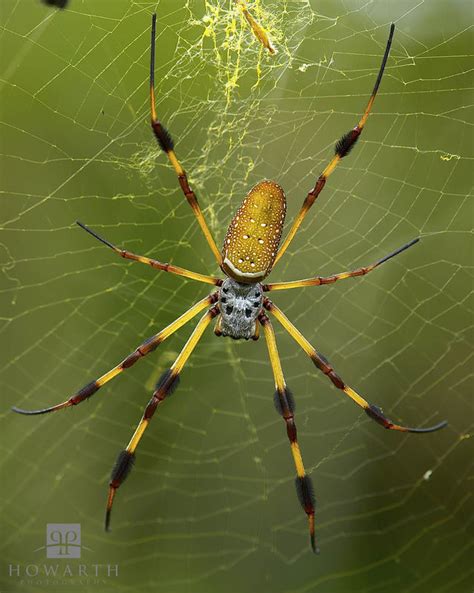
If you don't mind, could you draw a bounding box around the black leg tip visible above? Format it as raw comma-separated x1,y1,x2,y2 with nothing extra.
406,419,448,434
11,406,25,414
11,404,62,416
311,537,320,555
105,510,112,532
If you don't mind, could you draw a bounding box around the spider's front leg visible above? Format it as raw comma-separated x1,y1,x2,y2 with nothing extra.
259,312,318,554
105,305,219,530
265,299,447,433
149,14,222,266
274,24,395,266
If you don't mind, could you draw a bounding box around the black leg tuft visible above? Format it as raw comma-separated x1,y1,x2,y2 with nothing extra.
110,450,135,488
273,387,296,416
335,128,361,157
295,475,316,512
151,122,175,153
155,368,180,396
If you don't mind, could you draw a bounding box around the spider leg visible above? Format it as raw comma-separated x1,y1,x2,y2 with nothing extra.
105,305,218,531
265,299,447,433
264,238,418,291
274,24,395,266
252,318,260,341
12,293,218,415
213,314,223,337
76,221,221,286
149,14,222,266
259,312,319,554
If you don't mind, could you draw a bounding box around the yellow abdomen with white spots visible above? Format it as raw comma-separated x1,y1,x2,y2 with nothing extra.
221,180,286,283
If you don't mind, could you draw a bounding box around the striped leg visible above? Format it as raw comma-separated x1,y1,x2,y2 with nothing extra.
105,305,218,530
149,14,222,266
265,238,418,292
274,24,395,266
12,294,218,415
265,300,447,433
259,313,318,554
76,221,221,287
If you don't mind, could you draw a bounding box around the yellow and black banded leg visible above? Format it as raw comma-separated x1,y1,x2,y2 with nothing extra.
12,294,218,415
76,221,221,287
259,312,318,554
264,238,418,292
265,300,447,433
149,14,222,266
274,24,395,266
105,305,218,530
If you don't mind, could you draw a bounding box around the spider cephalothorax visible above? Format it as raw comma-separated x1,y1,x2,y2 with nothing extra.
12,18,447,555
217,277,263,340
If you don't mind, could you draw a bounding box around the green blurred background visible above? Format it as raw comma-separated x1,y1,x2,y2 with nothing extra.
1,1,472,592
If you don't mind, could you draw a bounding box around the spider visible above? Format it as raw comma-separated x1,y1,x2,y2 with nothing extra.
236,0,277,54
13,16,447,554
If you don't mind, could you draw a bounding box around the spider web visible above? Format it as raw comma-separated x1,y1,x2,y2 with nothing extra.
0,1,472,592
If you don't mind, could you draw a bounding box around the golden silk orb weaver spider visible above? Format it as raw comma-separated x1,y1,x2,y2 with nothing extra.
12,17,448,554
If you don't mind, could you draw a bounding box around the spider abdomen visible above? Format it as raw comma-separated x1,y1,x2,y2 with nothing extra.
218,278,263,340
222,180,286,283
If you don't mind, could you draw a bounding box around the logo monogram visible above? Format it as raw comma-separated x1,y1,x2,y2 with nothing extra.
45,524,81,558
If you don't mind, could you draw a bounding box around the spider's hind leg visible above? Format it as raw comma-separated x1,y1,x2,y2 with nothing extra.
259,312,318,554
105,305,219,531
266,299,447,434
